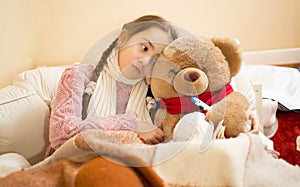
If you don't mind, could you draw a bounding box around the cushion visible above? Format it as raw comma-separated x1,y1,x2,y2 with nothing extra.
13,66,66,106
0,85,50,165
0,66,65,165
0,153,31,177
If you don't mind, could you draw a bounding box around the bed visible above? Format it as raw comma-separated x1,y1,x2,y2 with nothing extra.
1,32,300,186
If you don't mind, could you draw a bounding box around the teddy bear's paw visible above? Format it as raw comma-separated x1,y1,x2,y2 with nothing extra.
163,136,173,143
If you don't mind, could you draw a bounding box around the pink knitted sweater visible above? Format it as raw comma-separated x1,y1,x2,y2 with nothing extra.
47,63,139,155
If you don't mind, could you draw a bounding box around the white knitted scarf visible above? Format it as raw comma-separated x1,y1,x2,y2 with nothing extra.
87,48,151,122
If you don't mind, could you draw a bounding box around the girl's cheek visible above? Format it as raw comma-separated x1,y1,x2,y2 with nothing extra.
145,64,154,73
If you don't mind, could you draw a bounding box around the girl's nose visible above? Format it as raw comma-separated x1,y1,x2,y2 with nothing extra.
141,55,159,65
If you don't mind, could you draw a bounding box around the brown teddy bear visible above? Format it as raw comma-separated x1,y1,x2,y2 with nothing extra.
147,36,251,142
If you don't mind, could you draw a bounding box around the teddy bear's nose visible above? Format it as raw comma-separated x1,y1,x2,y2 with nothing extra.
184,71,200,82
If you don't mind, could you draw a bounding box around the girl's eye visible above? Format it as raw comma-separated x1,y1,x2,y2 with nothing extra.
141,44,148,52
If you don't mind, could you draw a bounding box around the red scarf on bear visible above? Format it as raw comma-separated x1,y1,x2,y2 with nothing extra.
159,84,233,114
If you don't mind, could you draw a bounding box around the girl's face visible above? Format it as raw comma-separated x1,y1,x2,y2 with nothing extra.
118,27,173,80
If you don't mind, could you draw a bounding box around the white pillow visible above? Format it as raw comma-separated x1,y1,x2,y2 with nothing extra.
13,66,66,106
0,152,31,177
0,85,50,165
0,65,65,165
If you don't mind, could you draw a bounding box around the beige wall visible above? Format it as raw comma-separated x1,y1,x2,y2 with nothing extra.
1,0,299,88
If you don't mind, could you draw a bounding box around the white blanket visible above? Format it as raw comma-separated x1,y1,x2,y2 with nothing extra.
1,129,300,186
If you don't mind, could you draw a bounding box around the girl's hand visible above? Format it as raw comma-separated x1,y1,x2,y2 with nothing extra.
136,122,164,145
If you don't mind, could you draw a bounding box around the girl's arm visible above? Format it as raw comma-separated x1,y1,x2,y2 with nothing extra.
49,63,138,150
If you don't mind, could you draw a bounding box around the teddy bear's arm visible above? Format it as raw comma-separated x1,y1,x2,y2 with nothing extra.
205,92,251,137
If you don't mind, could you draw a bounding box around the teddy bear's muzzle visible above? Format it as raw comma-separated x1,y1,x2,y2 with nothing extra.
173,67,209,96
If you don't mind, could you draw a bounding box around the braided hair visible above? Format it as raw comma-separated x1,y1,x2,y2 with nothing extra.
82,15,178,119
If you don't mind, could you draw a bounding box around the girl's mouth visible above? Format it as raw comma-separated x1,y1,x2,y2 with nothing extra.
132,64,141,74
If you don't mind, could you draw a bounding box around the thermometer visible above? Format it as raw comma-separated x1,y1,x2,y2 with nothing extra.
191,96,211,111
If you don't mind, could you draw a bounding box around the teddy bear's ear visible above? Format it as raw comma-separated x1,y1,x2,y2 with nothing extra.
211,38,242,77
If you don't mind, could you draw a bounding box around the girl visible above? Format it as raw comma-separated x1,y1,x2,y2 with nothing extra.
46,15,178,156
